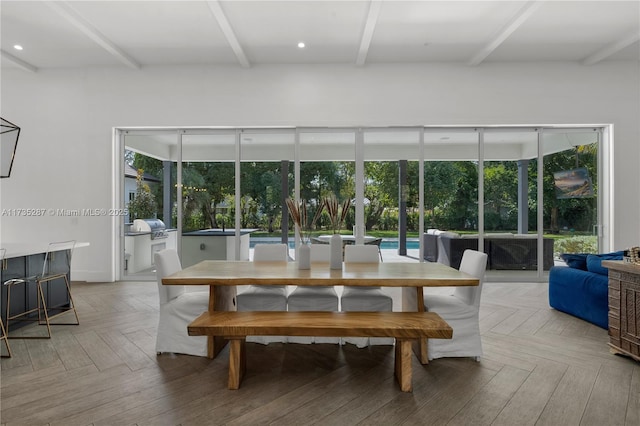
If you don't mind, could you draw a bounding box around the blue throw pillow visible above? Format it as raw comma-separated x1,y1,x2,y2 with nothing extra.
560,253,589,270
586,251,624,276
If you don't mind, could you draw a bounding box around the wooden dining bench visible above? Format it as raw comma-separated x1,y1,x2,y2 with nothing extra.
187,310,452,392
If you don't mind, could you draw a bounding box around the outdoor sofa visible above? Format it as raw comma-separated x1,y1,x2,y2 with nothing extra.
423,230,554,270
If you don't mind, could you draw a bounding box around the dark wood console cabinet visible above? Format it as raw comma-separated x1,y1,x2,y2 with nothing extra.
605,260,640,362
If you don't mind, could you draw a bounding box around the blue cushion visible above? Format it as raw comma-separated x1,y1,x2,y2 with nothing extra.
586,251,624,276
560,253,589,270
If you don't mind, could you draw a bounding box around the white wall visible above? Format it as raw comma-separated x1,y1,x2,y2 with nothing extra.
1,61,638,281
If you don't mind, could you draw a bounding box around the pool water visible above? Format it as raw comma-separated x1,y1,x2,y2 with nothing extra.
381,240,419,250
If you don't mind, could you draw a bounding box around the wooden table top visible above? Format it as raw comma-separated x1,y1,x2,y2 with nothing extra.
162,260,478,287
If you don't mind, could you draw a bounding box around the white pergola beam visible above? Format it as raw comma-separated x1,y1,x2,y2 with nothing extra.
46,0,140,69
468,0,542,66
0,50,37,73
207,0,250,69
356,0,382,67
582,30,640,65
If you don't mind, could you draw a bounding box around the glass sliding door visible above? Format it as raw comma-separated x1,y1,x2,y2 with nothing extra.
117,124,606,283
423,130,479,268
123,131,178,280
543,129,601,261
363,129,420,260
239,130,295,257
484,129,541,280
180,132,237,268
299,130,355,241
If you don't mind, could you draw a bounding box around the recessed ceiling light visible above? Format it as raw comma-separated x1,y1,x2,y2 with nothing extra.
13,45,23,51
297,42,305,49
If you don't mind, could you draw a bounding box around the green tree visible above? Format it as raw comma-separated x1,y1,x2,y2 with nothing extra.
445,162,478,230
424,162,454,229
364,162,397,230
128,169,158,219
131,152,164,219
483,162,518,231
298,162,353,231
180,162,235,230
241,162,283,232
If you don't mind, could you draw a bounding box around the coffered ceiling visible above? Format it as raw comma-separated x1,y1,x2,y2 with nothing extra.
1,0,638,73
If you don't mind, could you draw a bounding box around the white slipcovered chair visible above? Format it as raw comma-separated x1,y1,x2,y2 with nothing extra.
237,243,288,344
154,249,209,357
340,244,393,347
287,244,339,344
424,249,488,361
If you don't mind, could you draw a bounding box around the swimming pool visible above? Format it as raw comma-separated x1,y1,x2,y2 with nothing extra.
380,240,419,250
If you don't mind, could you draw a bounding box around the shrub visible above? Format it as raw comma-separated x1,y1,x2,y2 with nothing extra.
554,235,598,258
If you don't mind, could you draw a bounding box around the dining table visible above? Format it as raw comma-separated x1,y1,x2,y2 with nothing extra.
162,260,479,363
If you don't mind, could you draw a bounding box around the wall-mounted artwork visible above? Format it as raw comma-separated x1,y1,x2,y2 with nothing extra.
554,167,594,199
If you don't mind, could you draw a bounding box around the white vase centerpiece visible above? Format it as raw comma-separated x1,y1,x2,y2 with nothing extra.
285,198,323,270
298,243,311,270
329,233,342,270
324,195,352,270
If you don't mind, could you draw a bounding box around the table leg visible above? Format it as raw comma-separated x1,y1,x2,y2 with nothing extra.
415,287,428,364
402,286,429,364
207,285,237,359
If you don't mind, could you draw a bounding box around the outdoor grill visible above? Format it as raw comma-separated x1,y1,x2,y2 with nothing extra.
132,218,168,240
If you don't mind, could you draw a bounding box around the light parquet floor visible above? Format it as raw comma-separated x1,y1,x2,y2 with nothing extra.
1,279,639,426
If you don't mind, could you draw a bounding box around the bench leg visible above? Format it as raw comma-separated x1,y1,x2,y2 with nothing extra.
228,338,246,390
413,338,428,365
395,339,413,392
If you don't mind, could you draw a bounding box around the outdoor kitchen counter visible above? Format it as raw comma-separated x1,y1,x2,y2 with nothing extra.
181,229,257,268
124,230,177,274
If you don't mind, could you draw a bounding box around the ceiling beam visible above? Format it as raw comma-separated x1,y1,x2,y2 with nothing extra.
356,0,383,67
581,30,640,65
46,1,140,70
1,50,38,73
207,0,250,69
468,1,542,66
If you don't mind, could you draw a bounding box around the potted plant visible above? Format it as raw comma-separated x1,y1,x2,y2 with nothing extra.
324,195,351,234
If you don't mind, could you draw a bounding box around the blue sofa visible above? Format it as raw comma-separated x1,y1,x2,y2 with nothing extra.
548,251,623,329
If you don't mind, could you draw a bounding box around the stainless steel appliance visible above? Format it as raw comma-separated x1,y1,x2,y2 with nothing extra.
131,219,168,240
